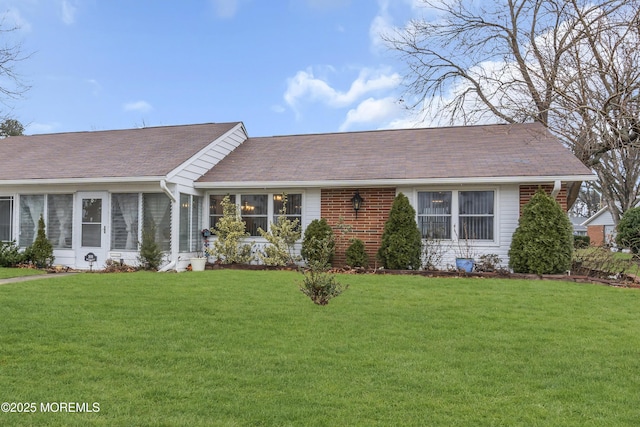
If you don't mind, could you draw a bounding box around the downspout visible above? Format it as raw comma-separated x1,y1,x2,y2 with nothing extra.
160,179,177,203
550,180,561,199
159,179,178,271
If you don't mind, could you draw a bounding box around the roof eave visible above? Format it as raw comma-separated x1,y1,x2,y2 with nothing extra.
0,176,166,186
195,174,597,189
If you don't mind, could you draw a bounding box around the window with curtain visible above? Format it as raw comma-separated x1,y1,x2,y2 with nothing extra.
240,194,268,236
209,194,236,231
274,193,302,229
143,193,172,251
48,194,73,249
458,191,494,240
111,193,139,250
179,194,202,252
417,191,452,239
19,195,45,247
0,196,13,242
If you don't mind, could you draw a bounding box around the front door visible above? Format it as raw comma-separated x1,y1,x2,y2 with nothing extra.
75,192,108,269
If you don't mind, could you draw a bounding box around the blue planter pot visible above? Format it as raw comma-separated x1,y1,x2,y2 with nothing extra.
456,258,474,273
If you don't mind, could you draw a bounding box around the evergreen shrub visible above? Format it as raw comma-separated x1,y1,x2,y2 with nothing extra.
508,189,573,274
377,193,422,270
25,215,54,268
345,238,369,268
301,218,335,266
616,207,640,253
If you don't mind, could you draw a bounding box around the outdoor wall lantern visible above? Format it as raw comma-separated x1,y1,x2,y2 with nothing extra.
351,190,364,218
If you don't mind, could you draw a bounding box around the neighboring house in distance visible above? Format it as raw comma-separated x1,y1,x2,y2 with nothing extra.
0,121,595,270
582,207,616,247
570,216,588,236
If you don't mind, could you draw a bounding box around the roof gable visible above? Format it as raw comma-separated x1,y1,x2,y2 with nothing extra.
198,122,594,185
0,122,241,181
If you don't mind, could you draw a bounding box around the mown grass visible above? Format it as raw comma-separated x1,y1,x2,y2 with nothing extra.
0,267,46,280
0,270,639,426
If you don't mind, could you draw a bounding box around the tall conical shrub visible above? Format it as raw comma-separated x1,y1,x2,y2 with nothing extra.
509,189,573,274
377,192,422,270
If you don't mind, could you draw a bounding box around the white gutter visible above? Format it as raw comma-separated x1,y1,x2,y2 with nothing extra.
0,176,166,186
194,174,597,189
160,179,177,203
550,180,562,199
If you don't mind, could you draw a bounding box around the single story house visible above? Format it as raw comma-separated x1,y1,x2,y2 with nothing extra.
0,121,595,270
582,207,616,247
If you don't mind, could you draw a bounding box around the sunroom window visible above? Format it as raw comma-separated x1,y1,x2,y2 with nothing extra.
19,195,45,247
48,194,73,249
179,194,202,252
0,196,13,242
111,193,139,250
143,193,172,252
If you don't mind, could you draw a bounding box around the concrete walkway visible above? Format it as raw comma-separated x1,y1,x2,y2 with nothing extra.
0,272,78,285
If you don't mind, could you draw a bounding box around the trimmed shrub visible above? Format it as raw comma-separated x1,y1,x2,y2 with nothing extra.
0,240,25,267
138,225,164,270
345,238,369,268
377,192,422,270
25,215,54,268
573,235,590,249
616,207,640,253
301,218,335,266
508,189,573,274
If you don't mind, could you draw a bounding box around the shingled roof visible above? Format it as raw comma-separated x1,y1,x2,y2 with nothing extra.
0,122,240,181
197,122,594,186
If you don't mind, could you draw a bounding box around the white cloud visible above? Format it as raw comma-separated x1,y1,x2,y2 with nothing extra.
4,7,32,32
339,96,404,131
26,122,59,135
123,100,153,113
60,0,77,25
210,0,239,19
284,67,401,113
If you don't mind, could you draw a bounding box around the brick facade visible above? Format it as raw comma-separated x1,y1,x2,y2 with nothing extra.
519,184,569,214
320,188,396,267
586,225,606,247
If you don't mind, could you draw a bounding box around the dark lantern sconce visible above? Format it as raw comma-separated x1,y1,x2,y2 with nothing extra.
351,190,364,218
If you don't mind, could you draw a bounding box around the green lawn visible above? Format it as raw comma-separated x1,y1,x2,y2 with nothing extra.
0,267,46,280
1,271,639,426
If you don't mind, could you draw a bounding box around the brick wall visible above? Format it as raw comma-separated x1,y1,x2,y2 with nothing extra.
320,188,396,267
587,225,605,246
519,184,568,215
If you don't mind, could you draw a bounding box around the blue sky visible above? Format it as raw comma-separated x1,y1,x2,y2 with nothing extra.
2,0,427,137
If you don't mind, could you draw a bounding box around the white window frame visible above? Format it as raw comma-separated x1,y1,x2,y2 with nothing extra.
208,191,305,238
415,188,498,245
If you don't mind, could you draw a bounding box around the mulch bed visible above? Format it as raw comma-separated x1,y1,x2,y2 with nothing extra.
205,262,640,289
